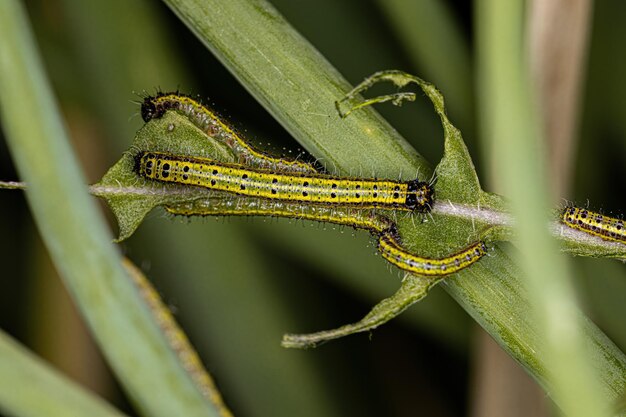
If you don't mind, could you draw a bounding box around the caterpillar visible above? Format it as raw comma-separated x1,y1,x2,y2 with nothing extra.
560,206,626,244
135,151,434,213
166,197,394,234
166,198,487,277
378,231,487,276
141,92,316,174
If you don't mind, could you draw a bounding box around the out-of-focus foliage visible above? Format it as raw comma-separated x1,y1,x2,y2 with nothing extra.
0,1,624,416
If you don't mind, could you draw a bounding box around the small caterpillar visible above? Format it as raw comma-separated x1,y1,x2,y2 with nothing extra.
135,151,434,213
166,198,487,277
560,206,626,244
141,92,316,174
378,231,487,276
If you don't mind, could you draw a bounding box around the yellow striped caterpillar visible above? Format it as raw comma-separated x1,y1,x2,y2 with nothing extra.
378,232,487,276
141,92,316,173
166,198,394,234
560,206,626,244
166,198,487,277
135,151,434,213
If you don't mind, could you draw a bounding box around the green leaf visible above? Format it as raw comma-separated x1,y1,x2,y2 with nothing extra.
159,0,626,409
95,111,236,240
0,330,126,417
95,74,493,346
0,2,230,415
282,273,439,348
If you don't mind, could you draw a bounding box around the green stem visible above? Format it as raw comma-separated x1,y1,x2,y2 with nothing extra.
477,1,613,415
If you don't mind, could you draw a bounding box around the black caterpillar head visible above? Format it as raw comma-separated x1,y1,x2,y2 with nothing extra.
405,180,434,213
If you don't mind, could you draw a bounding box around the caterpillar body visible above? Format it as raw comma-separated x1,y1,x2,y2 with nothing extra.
378,232,487,276
136,151,434,213
141,92,316,174
166,198,486,277
166,198,394,235
560,206,626,244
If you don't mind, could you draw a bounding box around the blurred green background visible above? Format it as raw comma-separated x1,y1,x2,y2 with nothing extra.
0,1,624,416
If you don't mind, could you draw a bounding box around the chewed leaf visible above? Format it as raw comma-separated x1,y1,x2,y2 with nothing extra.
94,112,236,240
338,72,626,261
338,71,501,254
339,71,495,207
282,273,441,348
89,77,624,352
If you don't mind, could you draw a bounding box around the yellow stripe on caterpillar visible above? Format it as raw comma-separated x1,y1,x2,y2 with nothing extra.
136,151,434,213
